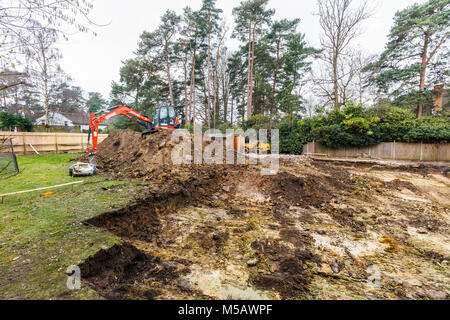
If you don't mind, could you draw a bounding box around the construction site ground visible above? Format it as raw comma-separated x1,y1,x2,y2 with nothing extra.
0,130,448,300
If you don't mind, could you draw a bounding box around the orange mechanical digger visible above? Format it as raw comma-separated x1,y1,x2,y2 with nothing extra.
87,105,180,154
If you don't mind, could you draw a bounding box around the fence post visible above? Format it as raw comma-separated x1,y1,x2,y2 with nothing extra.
393,141,396,160
10,138,19,173
80,134,84,152
54,133,59,154
22,132,27,156
420,141,423,161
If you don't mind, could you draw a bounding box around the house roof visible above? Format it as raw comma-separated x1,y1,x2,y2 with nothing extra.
32,110,91,125
63,111,90,125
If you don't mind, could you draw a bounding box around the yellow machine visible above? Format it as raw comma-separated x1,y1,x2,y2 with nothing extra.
245,141,271,154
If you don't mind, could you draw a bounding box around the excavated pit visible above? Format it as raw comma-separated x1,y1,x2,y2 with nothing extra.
77,130,450,300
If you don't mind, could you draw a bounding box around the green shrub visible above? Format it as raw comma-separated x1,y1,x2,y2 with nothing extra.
276,115,320,154
405,123,450,143
277,120,303,154
240,102,449,155
0,111,34,132
312,124,353,148
309,102,383,148
378,107,416,142
216,122,235,133
242,114,271,131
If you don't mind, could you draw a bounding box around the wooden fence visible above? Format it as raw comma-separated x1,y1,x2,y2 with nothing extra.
0,132,108,155
302,141,450,161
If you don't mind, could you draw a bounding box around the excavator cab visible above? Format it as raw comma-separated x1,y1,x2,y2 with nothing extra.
141,106,180,139
152,106,180,131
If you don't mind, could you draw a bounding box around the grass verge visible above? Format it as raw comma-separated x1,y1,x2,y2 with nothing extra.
0,154,142,300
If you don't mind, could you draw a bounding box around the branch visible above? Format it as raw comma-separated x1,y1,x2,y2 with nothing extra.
0,82,25,91
426,32,449,65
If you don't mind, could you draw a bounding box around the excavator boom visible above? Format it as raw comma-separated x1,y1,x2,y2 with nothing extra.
87,105,180,154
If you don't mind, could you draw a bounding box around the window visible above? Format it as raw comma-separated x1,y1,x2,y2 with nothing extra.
153,109,159,127
159,107,169,125
160,107,168,119
169,107,176,118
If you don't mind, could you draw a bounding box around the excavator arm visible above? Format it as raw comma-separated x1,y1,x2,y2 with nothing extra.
87,105,153,154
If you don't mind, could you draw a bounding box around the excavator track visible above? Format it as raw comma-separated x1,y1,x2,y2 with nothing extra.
141,130,158,139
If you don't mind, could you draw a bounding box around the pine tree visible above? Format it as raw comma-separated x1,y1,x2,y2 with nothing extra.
232,0,275,119
138,10,181,107
266,18,301,128
373,0,449,117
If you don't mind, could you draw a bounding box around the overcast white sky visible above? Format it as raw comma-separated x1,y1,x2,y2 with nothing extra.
57,0,426,98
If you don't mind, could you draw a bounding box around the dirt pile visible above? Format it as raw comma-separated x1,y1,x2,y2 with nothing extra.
93,130,178,179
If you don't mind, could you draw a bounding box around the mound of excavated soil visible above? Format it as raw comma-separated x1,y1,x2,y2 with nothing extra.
93,130,178,179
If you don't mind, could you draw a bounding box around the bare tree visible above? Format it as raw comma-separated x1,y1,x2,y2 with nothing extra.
316,0,373,109
311,62,334,108
0,0,95,55
351,50,377,105
337,54,357,105
20,21,61,130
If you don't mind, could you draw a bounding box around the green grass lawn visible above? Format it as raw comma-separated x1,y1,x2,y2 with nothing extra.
0,154,142,300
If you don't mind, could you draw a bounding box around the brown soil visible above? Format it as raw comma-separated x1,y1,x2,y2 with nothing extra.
78,243,174,300
91,130,177,179
77,130,450,300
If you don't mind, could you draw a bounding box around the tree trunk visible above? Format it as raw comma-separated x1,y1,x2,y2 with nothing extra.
270,40,281,129
359,72,363,105
230,93,234,125
241,80,246,121
165,47,175,106
207,31,212,128
134,88,140,110
42,47,50,132
247,21,253,120
183,52,189,126
418,31,430,118
222,72,228,124
248,26,256,119
333,52,339,109
189,47,197,125
203,76,208,124
44,77,49,132
213,59,219,129
212,41,223,129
